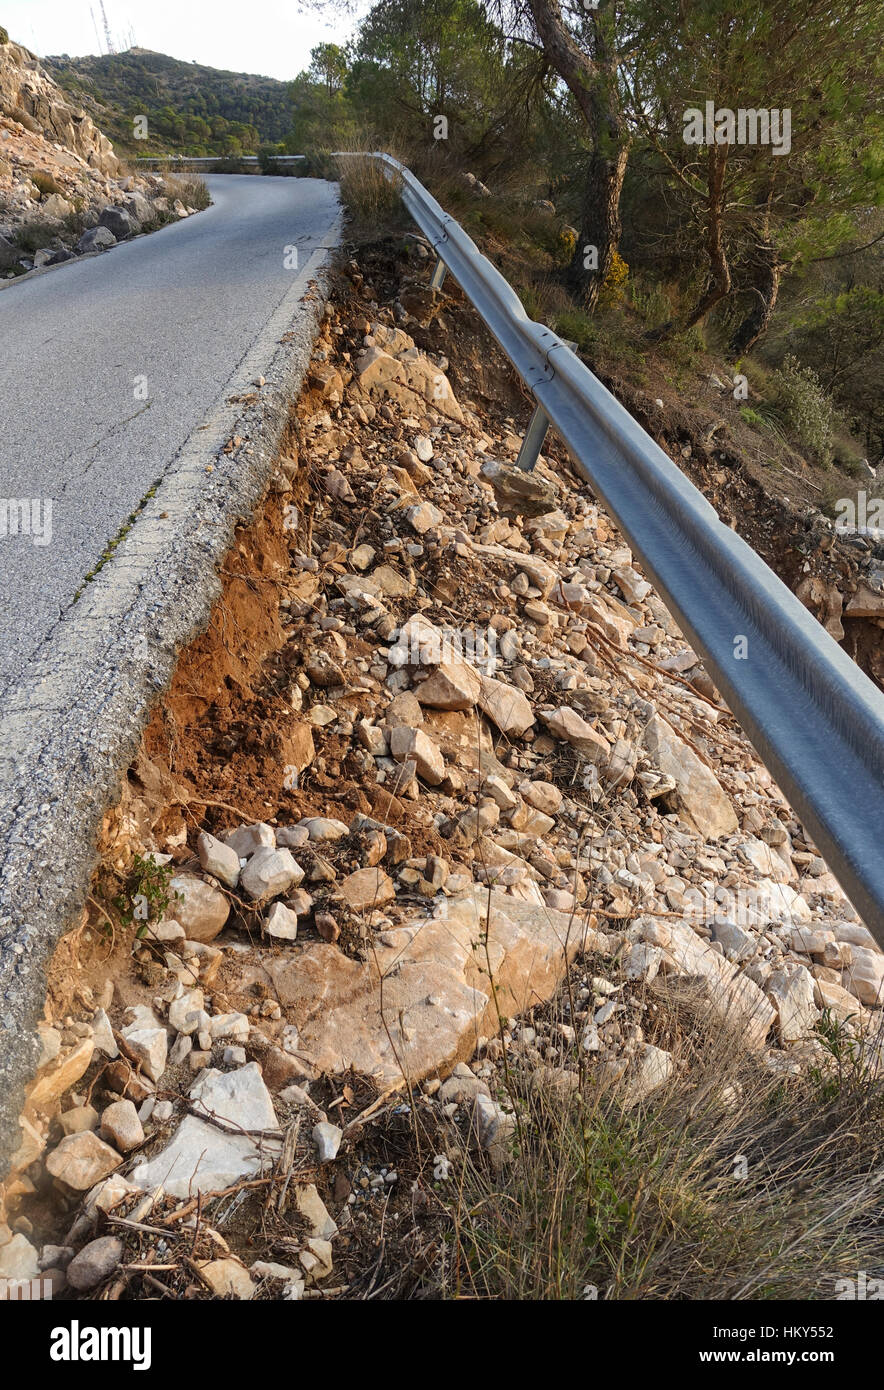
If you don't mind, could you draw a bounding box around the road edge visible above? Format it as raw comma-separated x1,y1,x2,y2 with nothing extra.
0,220,342,1175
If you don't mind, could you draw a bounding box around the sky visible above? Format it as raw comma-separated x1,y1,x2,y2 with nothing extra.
3,0,361,81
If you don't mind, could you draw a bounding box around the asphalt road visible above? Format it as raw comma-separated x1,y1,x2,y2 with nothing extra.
0,174,340,694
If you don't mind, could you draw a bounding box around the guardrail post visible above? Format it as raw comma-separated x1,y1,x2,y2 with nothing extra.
514,405,550,473
515,339,576,472
429,257,447,290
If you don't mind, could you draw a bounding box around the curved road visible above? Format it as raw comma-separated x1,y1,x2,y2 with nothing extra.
0,174,340,694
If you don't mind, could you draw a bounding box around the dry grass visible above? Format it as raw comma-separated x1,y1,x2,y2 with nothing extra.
163,174,212,211
330,144,405,236
431,982,884,1301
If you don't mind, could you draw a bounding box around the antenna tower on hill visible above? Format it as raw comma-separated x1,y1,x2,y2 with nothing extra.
99,1,116,55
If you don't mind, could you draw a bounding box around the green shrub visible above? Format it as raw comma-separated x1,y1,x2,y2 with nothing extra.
552,307,597,354
670,322,706,363
207,157,249,175
518,206,565,261
14,218,55,253
464,199,516,242
629,278,673,329
61,207,88,241
258,143,297,175
839,456,867,479
771,354,835,466
832,437,866,477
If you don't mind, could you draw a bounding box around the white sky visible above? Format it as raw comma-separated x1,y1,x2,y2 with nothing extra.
4,0,360,81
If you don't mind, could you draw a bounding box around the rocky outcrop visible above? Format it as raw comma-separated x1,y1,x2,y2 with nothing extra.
0,39,118,174
264,888,608,1085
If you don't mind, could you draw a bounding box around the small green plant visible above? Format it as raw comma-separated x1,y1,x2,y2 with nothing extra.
516,206,567,262
832,441,867,478
462,198,517,244
113,853,179,938
740,406,765,426
74,479,159,598
742,398,792,448
671,323,706,365
553,307,597,354
810,1008,868,1100
14,217,58,254
629,278,673,329
61,207,88,241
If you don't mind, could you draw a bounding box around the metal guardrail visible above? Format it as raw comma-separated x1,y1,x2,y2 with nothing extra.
337,152,884,934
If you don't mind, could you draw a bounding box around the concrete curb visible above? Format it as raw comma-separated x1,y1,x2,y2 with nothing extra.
0,220,342,1175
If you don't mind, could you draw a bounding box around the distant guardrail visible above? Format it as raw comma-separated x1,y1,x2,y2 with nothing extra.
336,151,884,934
135,155,306,169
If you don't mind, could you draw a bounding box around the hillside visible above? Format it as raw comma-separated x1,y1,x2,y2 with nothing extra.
45,48,294,155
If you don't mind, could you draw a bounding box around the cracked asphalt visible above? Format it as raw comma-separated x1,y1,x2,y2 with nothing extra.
0,174,340,694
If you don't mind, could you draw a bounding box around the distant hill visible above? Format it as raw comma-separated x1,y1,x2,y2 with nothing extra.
45,48,295,155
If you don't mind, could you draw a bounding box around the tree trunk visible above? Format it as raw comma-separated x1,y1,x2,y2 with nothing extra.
652,147,731,339
567,143,629,309
730,242,782,355
730,177,781,354
526,0,629,310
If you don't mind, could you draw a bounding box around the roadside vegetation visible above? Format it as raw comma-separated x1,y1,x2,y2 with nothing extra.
291,0,883,481
45,3,884,472
163,173,212,212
